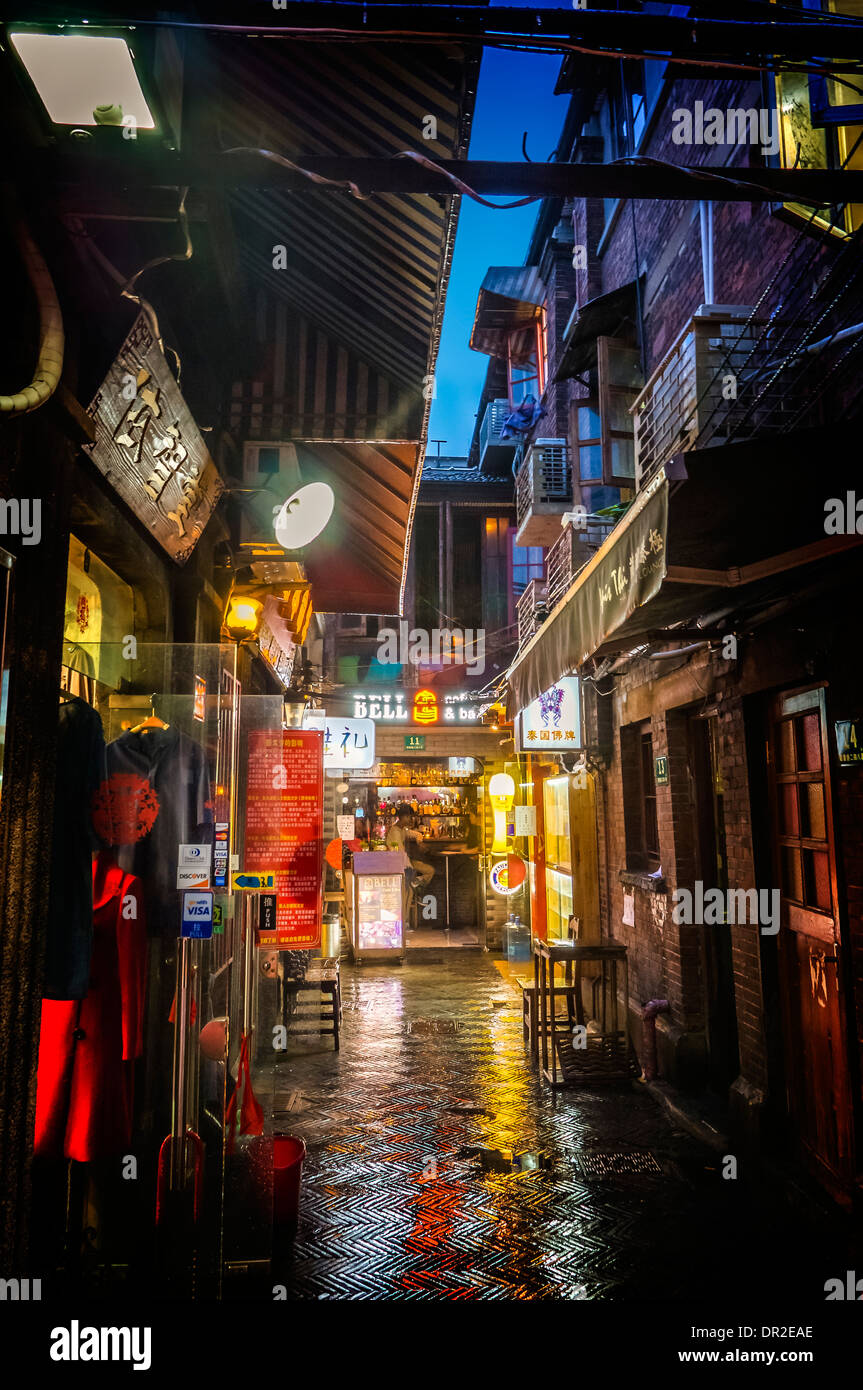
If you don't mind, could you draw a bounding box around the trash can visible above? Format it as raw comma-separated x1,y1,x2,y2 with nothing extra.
321,913,341,961
273,1134,306,1249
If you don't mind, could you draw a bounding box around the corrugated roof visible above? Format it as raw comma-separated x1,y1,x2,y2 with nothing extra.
469,265,546,359
214,37,475,395
206,36,478,614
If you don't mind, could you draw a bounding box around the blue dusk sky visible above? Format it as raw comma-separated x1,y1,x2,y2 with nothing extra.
428,10,571,457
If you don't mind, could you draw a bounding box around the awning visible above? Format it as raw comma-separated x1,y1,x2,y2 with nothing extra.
554,279,640,382
233,440,421,615
506,422,863,715
296,440,420,614
470,265,546,360
507,475,668,715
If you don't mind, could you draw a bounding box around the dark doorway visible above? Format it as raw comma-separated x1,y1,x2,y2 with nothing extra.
689,713,740,1092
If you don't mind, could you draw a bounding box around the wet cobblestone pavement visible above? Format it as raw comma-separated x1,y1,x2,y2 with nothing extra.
260,954,857,1301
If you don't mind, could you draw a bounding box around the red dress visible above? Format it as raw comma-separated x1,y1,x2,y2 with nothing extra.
35,854,147,1162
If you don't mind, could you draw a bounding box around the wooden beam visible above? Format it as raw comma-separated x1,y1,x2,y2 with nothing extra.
665,534,863,587
26,150,863,206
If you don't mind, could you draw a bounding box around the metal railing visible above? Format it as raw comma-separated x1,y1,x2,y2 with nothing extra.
633,222,863,490
516,578,548,652
479,398,517,469
546,516,619,609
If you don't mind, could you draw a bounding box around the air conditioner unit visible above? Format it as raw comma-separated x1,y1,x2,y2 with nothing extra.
515,439,572,546
243,442,302,490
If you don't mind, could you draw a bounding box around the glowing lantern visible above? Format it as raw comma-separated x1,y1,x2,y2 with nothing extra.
488,772,516,853
412,689,439,725
225,595,263,639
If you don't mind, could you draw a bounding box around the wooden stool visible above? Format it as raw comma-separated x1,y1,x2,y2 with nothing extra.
280,963,342,1050
519,974,579,1057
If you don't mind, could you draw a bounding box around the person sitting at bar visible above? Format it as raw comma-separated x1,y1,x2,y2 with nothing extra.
386,802,435,895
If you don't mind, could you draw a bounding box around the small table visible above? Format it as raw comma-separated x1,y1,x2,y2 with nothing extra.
534,938,635,1087
534,938,578,1084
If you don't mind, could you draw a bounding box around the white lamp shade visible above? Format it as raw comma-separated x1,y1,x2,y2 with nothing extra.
488,773,515,800
274,481,335,550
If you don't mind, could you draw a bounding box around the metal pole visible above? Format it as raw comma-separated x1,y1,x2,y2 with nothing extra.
171,936,192,1187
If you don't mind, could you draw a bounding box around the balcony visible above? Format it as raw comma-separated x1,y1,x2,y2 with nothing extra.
631,268,863,491
515,439,572,546
632,306,763,488
545,514,619,608
516,578,548,652
478,398,518,475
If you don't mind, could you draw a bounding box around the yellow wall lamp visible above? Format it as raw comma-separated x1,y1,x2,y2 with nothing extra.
488,772,516,854
224,594,263,642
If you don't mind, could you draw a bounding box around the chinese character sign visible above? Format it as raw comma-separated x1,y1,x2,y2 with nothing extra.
84,313,224,565
517,677,582,753
245,729,324,948
323,717,375,770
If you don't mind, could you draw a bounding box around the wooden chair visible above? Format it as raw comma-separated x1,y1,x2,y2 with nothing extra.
280,961,342,1050
521,917,581,1057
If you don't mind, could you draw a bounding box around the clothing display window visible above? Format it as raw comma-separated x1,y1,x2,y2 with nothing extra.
36,852,146,1162
62,536,135,698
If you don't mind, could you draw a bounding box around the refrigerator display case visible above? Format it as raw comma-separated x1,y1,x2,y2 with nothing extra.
543,776,574,939
349,850,408,963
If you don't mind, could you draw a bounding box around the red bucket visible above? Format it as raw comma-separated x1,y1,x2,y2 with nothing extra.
273,1134,306,1237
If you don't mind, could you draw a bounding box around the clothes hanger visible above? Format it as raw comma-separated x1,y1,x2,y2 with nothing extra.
130,696,169,733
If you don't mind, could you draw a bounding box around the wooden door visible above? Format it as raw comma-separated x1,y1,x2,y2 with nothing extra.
768,685,854,1191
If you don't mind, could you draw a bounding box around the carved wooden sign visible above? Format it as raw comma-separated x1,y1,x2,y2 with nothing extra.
84,313,223,565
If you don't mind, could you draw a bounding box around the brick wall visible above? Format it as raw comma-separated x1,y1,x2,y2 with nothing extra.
597,651,771,1096
597,74,834,379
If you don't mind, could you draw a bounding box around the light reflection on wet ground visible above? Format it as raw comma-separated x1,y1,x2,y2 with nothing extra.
259,955,856,1300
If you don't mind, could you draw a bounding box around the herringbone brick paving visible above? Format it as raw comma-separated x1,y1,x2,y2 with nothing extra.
256,954,856,1300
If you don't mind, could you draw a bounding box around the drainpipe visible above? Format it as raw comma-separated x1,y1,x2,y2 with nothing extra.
641,998,670,1080
699,201,714,306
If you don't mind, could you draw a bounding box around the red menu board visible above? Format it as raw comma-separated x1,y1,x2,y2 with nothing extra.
245,729,323,948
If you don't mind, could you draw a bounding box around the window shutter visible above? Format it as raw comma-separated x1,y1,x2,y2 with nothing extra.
598,335,641,487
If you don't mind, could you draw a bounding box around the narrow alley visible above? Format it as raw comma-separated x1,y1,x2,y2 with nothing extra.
259,955,850,1302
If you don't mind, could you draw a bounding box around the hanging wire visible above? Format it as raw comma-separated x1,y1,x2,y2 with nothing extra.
74,187,192,363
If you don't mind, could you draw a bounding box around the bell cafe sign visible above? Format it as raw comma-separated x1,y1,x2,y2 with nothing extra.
351,689,483,725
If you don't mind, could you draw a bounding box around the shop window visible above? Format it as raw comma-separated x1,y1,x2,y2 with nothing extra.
543,775,572,873
63,536,135,697
622,722,660,871
773,0,863,235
